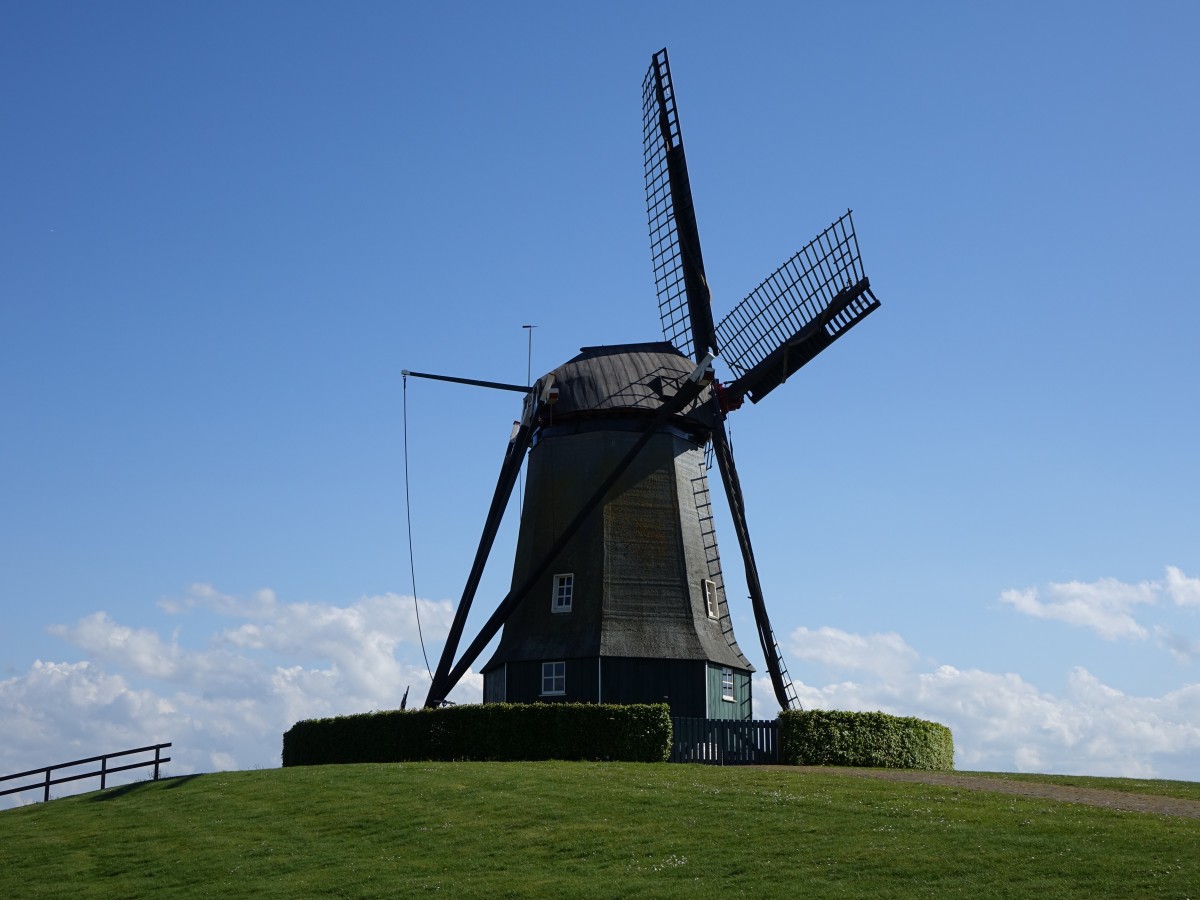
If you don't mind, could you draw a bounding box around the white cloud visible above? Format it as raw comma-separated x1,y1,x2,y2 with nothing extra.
999,567,1200,643
757,624,1200,780
49,611,269,698
0,588,481,808
157,583,279,618
999,576,1159,640
789,626,920,679
216,592,453,698
1166,566,1200,607
0,661,178,794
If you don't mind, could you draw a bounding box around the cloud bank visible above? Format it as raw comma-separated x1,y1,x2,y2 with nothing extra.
753,567,1200,779
0,585,480,806
999,566,1200,642
4,568,1198,805
764,627,1200,779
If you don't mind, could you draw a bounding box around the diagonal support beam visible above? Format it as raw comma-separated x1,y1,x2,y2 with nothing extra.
424,419,533,707
427,365,712,705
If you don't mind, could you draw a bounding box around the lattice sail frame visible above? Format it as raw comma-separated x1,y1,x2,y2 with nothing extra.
643,49,715,363
643,53,688,357
716,210,880,401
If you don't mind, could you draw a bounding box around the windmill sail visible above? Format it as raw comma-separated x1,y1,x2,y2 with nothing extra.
644,48,717,363
718,211,880,404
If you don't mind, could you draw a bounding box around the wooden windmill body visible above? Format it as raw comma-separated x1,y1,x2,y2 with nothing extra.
480,343,753,718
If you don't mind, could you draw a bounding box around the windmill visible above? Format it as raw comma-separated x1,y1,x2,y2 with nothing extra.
415,49,880,717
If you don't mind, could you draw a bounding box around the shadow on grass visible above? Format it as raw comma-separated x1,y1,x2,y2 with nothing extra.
87,774,202,802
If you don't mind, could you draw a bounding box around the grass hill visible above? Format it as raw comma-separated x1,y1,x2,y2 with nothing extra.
1,762,1197,898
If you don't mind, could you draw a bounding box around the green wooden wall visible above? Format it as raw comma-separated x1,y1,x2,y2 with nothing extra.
705,663,752,719
483,656,752,720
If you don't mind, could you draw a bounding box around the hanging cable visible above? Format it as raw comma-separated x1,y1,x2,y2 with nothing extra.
402,373,434,680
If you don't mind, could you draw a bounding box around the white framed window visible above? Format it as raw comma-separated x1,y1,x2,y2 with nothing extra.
702,579,718,619
552,573,574,613
541,661,566,696
721,669,735,702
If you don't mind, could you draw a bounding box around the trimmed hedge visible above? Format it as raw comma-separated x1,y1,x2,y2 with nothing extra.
282,702,672,766
779,709,954,770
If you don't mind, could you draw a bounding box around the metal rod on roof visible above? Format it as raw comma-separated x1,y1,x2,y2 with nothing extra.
522,325,536,387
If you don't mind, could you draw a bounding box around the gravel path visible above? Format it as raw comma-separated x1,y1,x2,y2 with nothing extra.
780,766,1200,820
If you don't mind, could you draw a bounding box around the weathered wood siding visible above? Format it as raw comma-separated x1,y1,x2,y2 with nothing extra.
493,658,600,705
598,657,707,717
484,656,751,720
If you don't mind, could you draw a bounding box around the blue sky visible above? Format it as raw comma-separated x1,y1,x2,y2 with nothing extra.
3,1,1199,798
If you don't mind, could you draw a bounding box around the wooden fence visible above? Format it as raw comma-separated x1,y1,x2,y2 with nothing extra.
670,718,778,765
0,743,172,803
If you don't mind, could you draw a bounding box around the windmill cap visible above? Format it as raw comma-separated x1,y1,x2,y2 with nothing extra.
534,341,715,427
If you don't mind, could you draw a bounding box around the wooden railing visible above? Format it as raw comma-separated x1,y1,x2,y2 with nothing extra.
0,743,172,803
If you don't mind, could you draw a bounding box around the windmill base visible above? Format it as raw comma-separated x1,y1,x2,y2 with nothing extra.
482,656,752,720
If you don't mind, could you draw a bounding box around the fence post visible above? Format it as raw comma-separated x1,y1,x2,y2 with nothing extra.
153,745,162,781
100,755,107,790
43,767,51,803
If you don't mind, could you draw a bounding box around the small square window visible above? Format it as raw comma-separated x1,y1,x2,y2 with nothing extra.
542,661,566,695
702,579,718,619
721,669,735,702
552,573,574,613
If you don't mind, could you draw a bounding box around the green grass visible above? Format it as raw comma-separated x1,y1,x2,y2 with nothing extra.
1,762,1197,898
